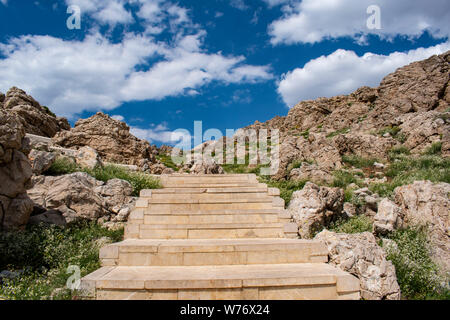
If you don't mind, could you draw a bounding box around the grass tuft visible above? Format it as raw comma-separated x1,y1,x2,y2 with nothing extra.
45,158,161,196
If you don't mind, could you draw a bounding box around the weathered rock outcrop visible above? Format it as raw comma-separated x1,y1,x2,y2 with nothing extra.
0,110,34,230
241,51,450,179
287,182,344,238
2,87,70,137
27,172,136,225
52,112,157,166
394,181,450,272
315,230,401,300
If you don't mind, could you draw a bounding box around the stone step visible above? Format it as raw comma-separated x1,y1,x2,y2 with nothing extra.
136,223,285,239
161,174,257,182
161,183,261,188
145,195,275,204
147,186,269,194
99,239,328,267
142,212,282,225
80,263,360,300
140,202,280,212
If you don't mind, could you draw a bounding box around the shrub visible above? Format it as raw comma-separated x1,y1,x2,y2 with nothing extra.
45,158,161,196
385,227,450,300
423,142,442,155
328,215,373,234
0,222,124,300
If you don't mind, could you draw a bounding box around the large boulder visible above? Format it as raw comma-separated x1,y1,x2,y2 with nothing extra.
315,230,401,300
52,112,157,166
0,110,34,230
2,87,70,137
287,182,344,238
27,172,135,224
394,181,450,272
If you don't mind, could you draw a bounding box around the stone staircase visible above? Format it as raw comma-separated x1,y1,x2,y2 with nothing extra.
80,174,360,300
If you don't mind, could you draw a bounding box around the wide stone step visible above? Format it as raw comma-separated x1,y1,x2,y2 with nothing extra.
99,239,328,267
147,186,269,194
161,174,257,184
140,202,279,212
161,183,261,188
142,212,282,225
136,223,285,239
80,263,360,300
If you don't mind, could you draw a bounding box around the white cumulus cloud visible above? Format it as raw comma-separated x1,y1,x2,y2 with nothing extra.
277,42,450,107
0,2,272,118
269,0,450,45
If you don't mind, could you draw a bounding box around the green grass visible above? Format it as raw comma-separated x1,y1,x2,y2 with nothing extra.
258,176,308,205
389,146,411,158
45,158,161,196
378,126,406,143
328,215,373,234
0,222,123,300
342,155,378,169
326,128,350,139
369,154,450,197
41,106,56,118
423,142,442,155
332,170,363,189
385,227,450,300
156,154,179,171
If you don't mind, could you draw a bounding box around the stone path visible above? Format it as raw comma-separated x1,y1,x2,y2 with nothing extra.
80,174,360,300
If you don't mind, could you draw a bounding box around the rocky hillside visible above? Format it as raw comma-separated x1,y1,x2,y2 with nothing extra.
243,50,449,180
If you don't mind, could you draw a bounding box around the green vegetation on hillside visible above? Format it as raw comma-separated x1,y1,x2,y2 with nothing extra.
156,154,179,171
0,222,123,300
369,154,450,197
46,157,161,196
384,227,450,300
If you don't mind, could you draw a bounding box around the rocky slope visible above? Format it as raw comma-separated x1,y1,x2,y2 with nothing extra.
1,87,70,137
242,50,449,180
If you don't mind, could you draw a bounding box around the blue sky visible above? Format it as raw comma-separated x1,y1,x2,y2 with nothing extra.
0,0,449,147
